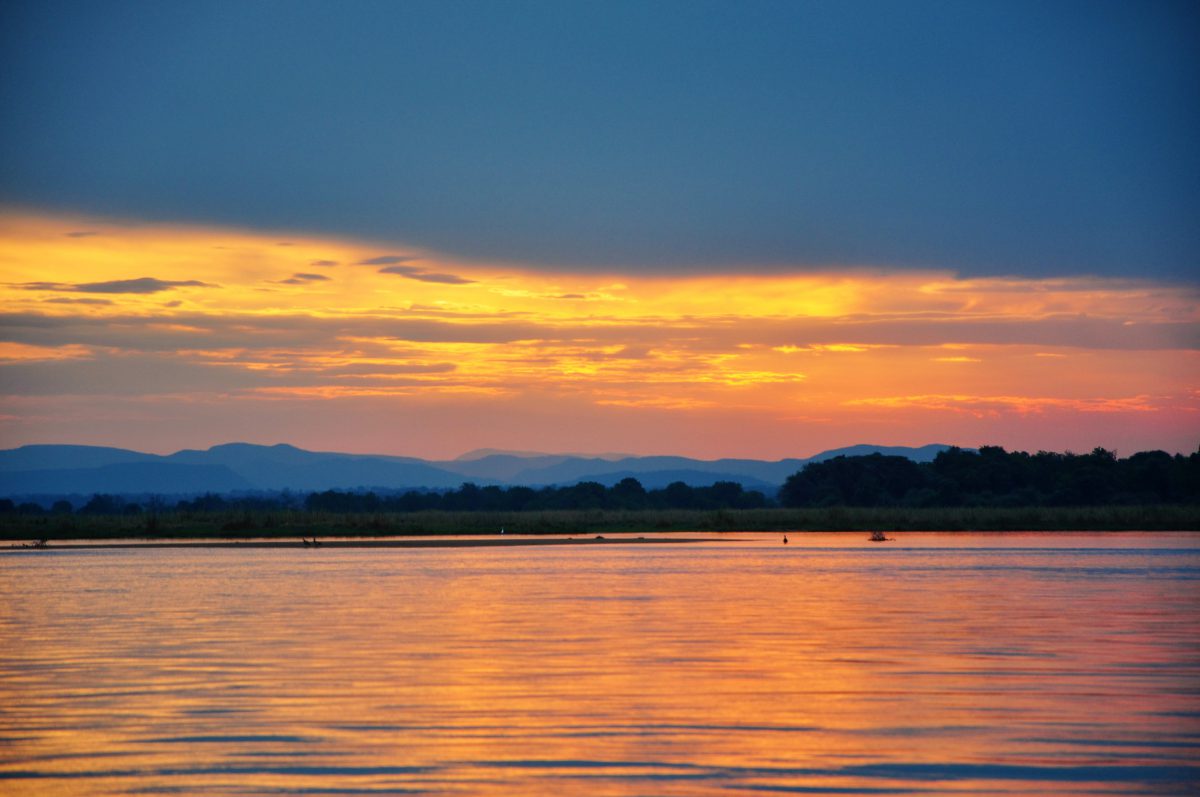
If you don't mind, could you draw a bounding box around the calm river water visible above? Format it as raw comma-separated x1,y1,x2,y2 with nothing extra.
1,532,1197,796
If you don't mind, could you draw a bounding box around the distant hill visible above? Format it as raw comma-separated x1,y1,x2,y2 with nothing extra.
0,442,958,497
0,443,468,495
438,453,579,482
1,462,250,495
435,446,952,487
166,443,465,491
0,444,159,472
806,444,955,464
506,455,808,486
551,469,780,493
453,448,631,462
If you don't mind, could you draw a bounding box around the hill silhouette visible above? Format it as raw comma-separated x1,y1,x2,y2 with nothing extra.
0,442,954,497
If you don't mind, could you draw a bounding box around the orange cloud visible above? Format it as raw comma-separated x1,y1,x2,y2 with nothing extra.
1,209,1196,457
844,394,1161,415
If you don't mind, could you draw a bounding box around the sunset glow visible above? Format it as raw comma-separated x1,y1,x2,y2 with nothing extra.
2,210,1195,458
2,5,1199,796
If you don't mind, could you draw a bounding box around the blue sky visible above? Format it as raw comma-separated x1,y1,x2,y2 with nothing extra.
2,0,1197,279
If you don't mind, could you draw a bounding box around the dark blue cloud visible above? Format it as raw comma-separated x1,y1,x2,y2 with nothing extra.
377,265,474,285
16,278,216,294
1,0,1196,280
43,297,113,305
275,272,331,284
357,255,417,266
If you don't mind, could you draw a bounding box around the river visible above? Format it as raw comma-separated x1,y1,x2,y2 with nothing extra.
1,531,1197,795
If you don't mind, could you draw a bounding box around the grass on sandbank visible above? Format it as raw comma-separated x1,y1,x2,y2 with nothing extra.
1,504,1198,541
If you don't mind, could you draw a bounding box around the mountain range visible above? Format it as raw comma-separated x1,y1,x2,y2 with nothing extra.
0,442,955,498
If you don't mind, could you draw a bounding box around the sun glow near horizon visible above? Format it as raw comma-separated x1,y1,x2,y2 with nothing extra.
0,210,1196,458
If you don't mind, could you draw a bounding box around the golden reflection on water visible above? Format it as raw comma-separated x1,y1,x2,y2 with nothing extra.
1,533,1198,796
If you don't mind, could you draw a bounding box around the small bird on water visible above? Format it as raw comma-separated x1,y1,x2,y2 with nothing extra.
783,534,788,544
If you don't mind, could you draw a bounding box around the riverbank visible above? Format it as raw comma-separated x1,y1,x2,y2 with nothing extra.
1,504,1197,540
4,535,722,550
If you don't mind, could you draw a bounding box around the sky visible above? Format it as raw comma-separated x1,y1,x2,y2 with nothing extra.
0,0,1196,459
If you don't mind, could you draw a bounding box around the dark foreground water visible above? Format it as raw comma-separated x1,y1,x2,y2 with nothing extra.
1,532,1197,796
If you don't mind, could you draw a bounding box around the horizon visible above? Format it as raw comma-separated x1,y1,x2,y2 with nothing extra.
1,2,1196,460
4,438,1194,463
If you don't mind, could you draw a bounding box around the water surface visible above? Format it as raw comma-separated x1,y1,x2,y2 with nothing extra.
2,532,1197,795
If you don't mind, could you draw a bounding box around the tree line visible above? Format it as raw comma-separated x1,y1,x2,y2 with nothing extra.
2,445,1196,516
779,446,1199,507
0,478,771,516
